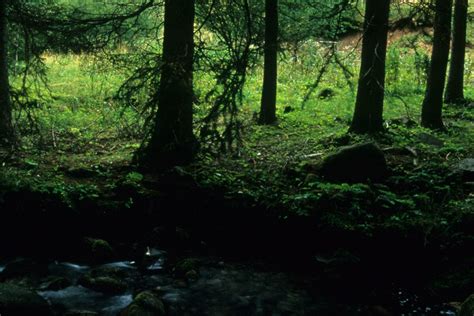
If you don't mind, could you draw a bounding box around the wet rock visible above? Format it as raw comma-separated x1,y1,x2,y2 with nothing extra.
417,132,444,147
41,276,72,291
91,265,128,279
0,258,48,280
0,283,52,316
173,280,188,288
185,269,199,282
121,291,165,316
65,310,98,316
366,305,392,316
460,294,474,316
320,142,388,183
78,275,127,295
82,237,115,264
173,258,200,278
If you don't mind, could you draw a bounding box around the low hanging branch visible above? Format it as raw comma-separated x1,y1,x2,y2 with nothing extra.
5,0,159,141
196,0,260,154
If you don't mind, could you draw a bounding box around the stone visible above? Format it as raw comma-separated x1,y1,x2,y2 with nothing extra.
173,258,200,277
41,276,72,291
65,310,99,316
78,275,127,295
460,294,474,316
318,88,335,99
319,142,389,183
455,158,474,182
185,269,199,282
0,258,48,280
121,291,165,316
82,237,115,264
417,132,444,147
0,283,52,316
65,167,97,179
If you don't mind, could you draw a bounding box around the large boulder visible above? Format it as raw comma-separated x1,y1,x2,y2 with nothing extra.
460,294,474,316
0,283,52,316
121,291,165,316
320,142,389,183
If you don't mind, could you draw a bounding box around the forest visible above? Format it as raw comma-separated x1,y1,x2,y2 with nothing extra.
0,0,473,315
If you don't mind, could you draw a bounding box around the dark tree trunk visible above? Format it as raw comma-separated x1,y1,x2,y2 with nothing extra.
421,0,453,129
142,0,196,168
259,0,278,125
445,0,468,104
0,0,14,146
349,0,390,134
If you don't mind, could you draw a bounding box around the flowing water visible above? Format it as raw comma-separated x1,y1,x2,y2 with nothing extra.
1,250,459,315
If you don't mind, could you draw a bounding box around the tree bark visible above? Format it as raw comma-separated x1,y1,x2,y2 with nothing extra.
349,0,390,134
259,0,278,125
445,0,468,104
421,0,453,129
0,0,14,146
143,0,196,168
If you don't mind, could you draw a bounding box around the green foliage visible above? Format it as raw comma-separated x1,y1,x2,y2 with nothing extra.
1,2,473,244
125,171,144,184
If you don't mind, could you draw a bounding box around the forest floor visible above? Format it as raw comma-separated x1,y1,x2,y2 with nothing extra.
0,27,473,315
0,101,472,315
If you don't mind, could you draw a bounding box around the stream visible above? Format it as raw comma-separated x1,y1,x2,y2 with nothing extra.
0,250,459,315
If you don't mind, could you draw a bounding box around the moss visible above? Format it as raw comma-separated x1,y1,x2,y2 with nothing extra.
123,291,165,316
83,237,115,264
0,283,51,316
460,294,474,316
42,276,72,291
430,263,474,300
78,275,127,295
174,258,200,277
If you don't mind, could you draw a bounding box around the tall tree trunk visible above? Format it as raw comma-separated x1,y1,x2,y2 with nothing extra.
421,0,453,129
143,0,196,168
349,0,390,134
259,0,278,125
445,0,468,104
0,0,14,146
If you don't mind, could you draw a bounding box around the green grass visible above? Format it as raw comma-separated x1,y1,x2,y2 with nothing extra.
3,27,473,229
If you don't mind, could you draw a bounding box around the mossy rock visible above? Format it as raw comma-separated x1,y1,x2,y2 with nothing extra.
185,269,199,282
65,167,97,179
174,258,200,277
65,310,98,316
0,258,49,280
41,276,72,291
429,263,474,300
0,283,52,316
90,266,127,279
320,142,388,183
78,275,127,295
460,294,474,316
82,237,115,264
121,291,165,316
